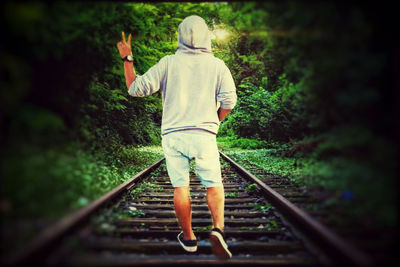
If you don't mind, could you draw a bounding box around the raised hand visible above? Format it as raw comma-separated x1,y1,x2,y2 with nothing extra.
117,31,133,58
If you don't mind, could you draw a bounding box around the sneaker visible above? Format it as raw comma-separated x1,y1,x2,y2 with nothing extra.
177,231,198,252
209,227,232,260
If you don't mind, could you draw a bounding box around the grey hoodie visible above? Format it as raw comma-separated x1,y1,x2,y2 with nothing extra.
128,15,237,135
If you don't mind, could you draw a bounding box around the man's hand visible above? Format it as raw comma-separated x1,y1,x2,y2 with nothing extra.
117,31,137,89
218,108,232,121
117,31,132,58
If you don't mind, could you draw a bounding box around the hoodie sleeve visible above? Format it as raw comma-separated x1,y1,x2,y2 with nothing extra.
217,64,237,109
128,57,167,97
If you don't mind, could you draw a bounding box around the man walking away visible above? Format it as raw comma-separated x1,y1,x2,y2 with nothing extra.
116,15,237,260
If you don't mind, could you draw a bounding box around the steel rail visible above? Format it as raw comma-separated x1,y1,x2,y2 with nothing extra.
5,157,165,266
220,151,373,267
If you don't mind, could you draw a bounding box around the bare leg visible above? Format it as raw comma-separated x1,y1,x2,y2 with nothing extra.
206,186,225,231
174,186,196,240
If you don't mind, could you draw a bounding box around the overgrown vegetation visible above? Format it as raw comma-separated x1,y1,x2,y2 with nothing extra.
130,181,164,199
218,2,394,144
253,203,272,213
246,183,259,192
220,138,396,227
0,144,163,254
225,192,239,198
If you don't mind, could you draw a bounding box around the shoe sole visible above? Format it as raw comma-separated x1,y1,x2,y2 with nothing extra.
177,233,197,252
210,232,232,260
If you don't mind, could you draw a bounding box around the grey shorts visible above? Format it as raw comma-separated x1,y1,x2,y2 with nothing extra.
161,130,222,188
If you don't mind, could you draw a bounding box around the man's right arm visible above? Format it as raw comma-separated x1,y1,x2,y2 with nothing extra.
217,64,237,121
218,108,232,121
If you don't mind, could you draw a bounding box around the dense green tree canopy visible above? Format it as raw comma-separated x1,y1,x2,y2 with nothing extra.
0,2,395,148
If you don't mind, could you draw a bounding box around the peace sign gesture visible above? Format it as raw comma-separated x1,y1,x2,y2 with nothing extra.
117,31,133,59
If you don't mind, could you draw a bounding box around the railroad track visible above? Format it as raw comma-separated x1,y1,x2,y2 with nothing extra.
5,152,373,266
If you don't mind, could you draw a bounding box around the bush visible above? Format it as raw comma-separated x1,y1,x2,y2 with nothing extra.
229,138,268,149
217,136,268,150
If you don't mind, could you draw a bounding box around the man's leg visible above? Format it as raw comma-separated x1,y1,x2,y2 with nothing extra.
174,185,196,240
206,186,225,231
190,132,231,259
207,185,232,259
162,132,197,252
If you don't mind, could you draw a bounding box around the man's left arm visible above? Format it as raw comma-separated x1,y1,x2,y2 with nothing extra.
116,32,136,89
123,60,136,89
117,31,165,97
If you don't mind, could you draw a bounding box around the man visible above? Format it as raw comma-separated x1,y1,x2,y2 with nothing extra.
116,15,237,260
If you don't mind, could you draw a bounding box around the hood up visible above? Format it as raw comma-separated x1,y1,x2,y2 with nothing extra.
176,15,212,55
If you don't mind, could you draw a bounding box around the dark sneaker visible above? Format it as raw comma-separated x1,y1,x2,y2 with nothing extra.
177,231,198,252
209,227,232,260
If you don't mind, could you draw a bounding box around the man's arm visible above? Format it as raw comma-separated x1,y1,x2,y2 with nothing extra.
123,61,136,89
218,108,232,121
216,64,237,121
117,32,136,89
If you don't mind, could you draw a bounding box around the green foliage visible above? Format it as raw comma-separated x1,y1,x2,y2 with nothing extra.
217,2,393,146
1,2,223,152
9,105,66,143
194,225,214,232
253,203,272,213
0,141,163,254
245,183,258,192
225,192,239,198
217,136,268,150
224,141,396,227
266,220,279,231
221,73,315,141
130,181,163,199
0,143,164,220
127,209,146,218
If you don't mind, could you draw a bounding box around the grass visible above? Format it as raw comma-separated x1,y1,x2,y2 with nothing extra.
194,225,214,232
225,192,239,198
246,183,259,192
217,135,397,228
253,203,273,213
0,142,164,255
217,136,270,150
1,143,164,219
